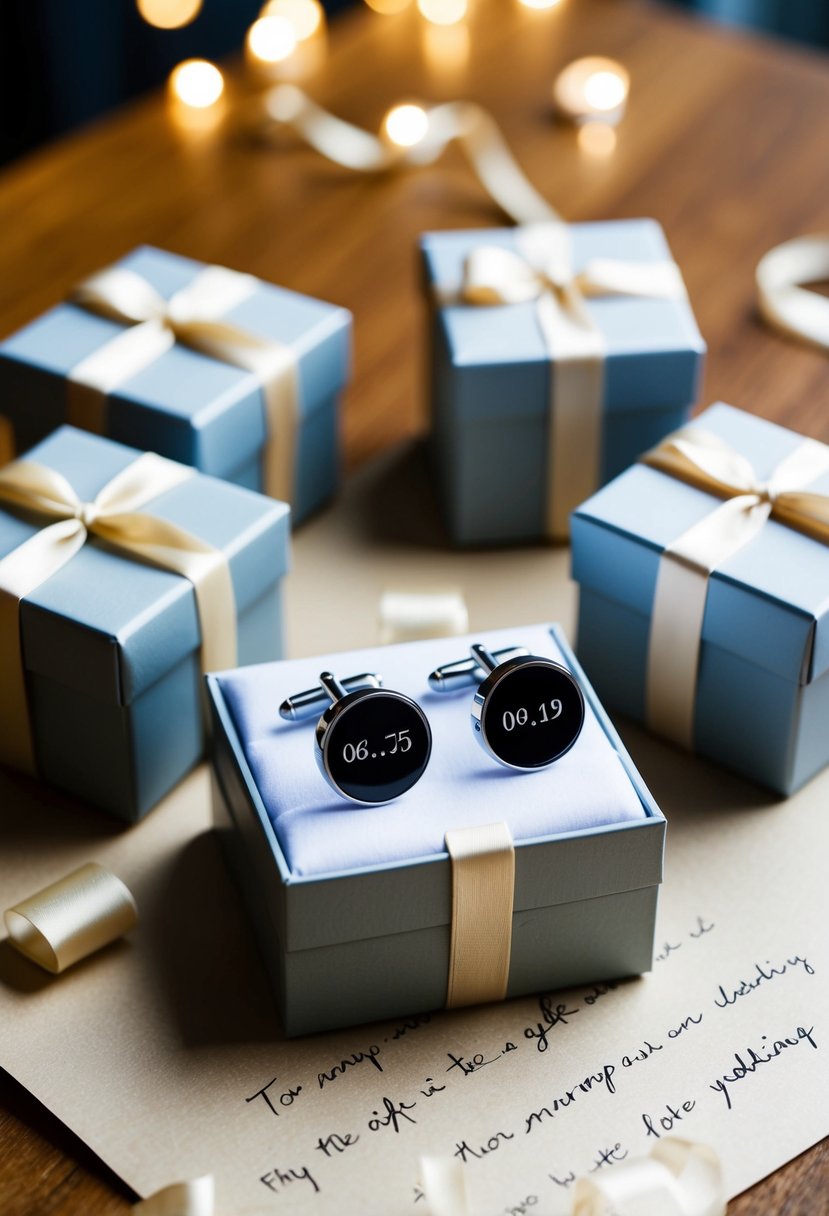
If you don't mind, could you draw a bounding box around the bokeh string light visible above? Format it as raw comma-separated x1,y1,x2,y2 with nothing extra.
417,0,468,24
261,0,324,41
247,15,299,66
168,59,225,108
383,103,431,148
553,56,629,125
137,0,202,28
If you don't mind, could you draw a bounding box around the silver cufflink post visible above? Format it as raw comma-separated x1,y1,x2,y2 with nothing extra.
429,643,585,771
279,670,432,805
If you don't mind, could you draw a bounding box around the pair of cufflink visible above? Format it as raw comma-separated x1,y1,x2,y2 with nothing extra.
278,644,585,805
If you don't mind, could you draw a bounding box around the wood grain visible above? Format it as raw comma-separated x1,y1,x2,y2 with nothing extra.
0,0,828,1209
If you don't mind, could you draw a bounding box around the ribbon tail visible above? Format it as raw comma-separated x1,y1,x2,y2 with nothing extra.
420,1156,470,1216
445,822,514,1008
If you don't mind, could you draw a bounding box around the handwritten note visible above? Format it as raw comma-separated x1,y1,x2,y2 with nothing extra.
1,449,827,1212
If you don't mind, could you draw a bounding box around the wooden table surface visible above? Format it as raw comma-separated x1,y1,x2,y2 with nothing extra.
1,0,829,1210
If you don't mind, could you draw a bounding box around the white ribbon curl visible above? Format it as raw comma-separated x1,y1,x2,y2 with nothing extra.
756,234,829,353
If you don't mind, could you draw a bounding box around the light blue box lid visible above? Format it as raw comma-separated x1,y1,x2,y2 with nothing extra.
0,246,352,478
420,219,705,420
571,402,829,685
0,426,290,706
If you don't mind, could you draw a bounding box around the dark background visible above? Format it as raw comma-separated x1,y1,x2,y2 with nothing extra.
0,0,827,168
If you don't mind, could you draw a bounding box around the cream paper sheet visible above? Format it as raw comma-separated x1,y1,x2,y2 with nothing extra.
0,444,827,1212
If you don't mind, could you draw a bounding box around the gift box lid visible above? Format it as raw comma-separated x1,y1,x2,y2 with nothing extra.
0,426,290,706
420,219,705,420
208,623,665,953
0,246,352,478
571,402,829,686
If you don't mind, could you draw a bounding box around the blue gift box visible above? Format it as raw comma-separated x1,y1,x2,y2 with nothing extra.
207,623,664,1036
0,426,290,822
420,220,705,545
571,402,829,794
0,246,352,525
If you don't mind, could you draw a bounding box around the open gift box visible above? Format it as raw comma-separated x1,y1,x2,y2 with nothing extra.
0,246,352,524
208,623,665,1036
572,402,829,794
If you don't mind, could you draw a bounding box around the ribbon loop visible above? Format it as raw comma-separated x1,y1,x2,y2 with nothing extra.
756,234,829,353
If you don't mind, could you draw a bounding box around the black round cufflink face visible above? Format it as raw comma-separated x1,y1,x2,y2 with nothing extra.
429,644,585,771
279,671,432,804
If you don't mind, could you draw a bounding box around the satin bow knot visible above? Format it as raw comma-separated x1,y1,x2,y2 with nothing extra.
643,422,829,748
0,449,238,775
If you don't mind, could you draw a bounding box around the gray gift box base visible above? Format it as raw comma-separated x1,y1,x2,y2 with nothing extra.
207,626,665,1037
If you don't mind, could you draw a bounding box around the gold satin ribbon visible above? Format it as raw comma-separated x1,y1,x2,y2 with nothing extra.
0,451,237,774
756,234,829,353
264,86,556,226
443,226,687,538
419,1139,724,1216
68,263,299,505
642,424,829,748
262,87,687,538
444,821,514,1009
5,863,137,974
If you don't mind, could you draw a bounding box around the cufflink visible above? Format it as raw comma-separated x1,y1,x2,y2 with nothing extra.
279,671,432,804
428,643,585,770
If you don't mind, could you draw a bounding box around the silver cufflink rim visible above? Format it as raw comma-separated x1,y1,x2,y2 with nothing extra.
279,670,433,805
429,643,585,772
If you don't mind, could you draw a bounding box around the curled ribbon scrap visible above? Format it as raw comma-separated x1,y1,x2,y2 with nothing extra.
756,234,829,353
420,1139,725,1216
264,85,556,226
0,451,237,774
134,1139,724,1216
5,862,137,974
643,424,829,748
68,262,299,504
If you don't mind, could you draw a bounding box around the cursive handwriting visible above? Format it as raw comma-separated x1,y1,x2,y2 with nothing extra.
318,1045,383,1088
245,1077,302,1118
714,956,815,1009
314,1132,359,1157
524,1063,617,1133
368,1095,417,1133
641,1098,696,1138
709,1025,818,1109
454,1131,515,1162
523,997,579,1053
260,1165,319,1195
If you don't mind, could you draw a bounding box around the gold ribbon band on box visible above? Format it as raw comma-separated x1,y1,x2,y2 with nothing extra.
437,228,688,538
5,862,137,974
67,262,299,505
444,821,514,1009
642,424,829,748
0,451,237,774
263,86,688,538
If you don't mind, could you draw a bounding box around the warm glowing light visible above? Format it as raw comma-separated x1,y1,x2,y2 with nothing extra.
422,22,469,72
417,0,467,25
383,103,430,148
137,0,202,28
553,56,629,125
583,70,627,113
168,59,224,109
517,0,561,8
364,0,411,12
577,122,617,157
247,15,299,63
261,0,323,41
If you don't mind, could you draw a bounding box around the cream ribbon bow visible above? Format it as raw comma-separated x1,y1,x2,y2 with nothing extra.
68,263,299,504
449,224,687,538
643,423,829,747
420,1139,724,1216
0,450,237,774
756,234,829,353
